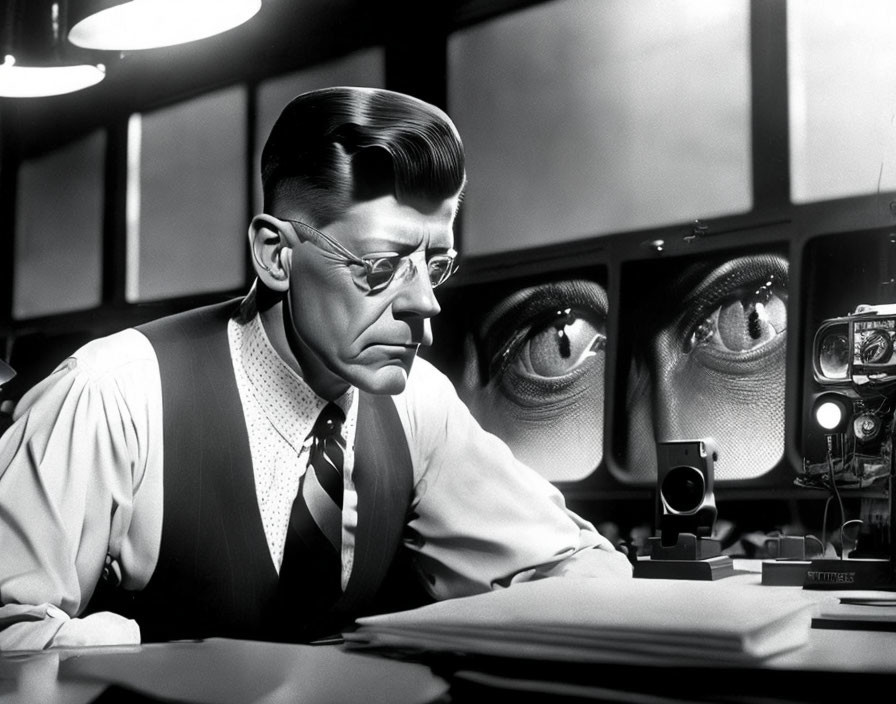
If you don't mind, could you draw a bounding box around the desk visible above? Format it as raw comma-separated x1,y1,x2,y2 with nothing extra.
0,639,448,704
2,561,896,704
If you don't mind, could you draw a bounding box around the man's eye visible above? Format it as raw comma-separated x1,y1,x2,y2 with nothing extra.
686,286,787,354
362,257,399,288
365,256,398,272
511,309,606,378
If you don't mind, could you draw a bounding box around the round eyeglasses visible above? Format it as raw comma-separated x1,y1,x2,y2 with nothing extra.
279,217,458,293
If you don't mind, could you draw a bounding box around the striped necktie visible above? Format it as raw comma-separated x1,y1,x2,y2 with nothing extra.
301,402,346,552
278,402,346,621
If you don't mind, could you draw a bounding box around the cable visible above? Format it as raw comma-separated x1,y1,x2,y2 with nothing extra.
820,493,833,557
827,436,848,557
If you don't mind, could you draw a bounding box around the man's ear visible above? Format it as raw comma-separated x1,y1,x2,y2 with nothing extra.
248,214,292,292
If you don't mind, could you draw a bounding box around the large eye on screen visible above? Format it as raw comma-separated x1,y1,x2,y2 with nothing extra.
458,278,608,482
625,253,789,482
678,255,787,364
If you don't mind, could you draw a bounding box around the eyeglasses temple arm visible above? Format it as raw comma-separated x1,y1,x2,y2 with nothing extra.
286,219,367,266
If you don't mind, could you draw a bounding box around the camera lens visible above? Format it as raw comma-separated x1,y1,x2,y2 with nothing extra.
661,465,705,513
818,332,849,379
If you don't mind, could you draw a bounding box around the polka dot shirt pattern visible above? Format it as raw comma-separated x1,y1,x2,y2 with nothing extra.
228,314,357,575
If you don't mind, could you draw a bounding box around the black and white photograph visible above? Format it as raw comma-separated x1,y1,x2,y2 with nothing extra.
2,1,896,702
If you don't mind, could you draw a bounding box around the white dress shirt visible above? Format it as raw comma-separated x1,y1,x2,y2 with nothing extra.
0,309,631,650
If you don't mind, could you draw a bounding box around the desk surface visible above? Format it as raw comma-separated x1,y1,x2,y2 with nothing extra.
2,560,896,704
0,638,449,704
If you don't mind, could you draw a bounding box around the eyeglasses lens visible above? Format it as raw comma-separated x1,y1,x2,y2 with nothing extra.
365,259,396,290
362,254,456,291
427,256,454,287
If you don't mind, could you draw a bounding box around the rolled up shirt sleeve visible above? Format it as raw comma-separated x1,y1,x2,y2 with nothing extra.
0,330,163,650
395,359,632,601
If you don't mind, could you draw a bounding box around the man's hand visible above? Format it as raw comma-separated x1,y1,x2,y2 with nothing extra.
51,611,141,647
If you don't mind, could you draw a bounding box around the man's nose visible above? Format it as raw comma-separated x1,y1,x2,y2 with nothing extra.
392,255,441,319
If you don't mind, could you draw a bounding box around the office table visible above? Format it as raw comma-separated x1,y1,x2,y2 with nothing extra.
2,560,896,703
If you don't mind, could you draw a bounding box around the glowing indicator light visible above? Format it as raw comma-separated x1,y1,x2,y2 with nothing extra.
816,401,843,430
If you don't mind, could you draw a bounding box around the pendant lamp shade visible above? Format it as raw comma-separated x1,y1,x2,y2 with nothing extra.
0,55,104,97
0,0,105,98
68,0,262,51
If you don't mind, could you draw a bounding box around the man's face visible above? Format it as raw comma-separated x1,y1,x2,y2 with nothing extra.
285,194,458,395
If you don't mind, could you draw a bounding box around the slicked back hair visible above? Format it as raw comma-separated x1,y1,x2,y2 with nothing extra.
261,87,467,225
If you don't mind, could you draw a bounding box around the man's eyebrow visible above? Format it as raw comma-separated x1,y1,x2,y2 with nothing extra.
358,239,418,254
359,235,445,254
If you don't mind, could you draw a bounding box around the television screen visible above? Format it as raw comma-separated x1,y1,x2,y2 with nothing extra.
612,246,789,484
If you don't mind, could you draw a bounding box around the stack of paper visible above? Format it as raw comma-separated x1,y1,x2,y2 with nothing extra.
344,577,814,665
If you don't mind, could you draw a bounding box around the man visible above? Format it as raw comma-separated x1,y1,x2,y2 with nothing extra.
0,87,631,651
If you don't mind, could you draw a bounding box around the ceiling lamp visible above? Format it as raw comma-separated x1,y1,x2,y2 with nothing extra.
0,53,104,98
68,0,262,51
0,1,105,98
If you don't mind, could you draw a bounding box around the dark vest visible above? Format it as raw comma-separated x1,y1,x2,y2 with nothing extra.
88,300,430,642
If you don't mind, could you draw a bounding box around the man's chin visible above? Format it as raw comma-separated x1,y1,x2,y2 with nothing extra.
349,363,411,396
